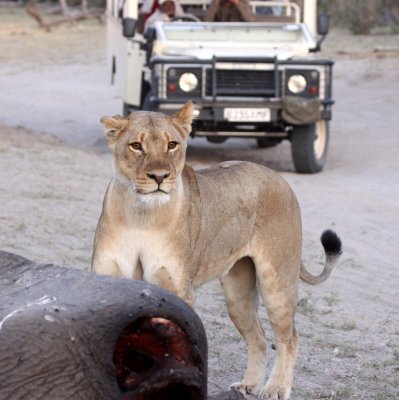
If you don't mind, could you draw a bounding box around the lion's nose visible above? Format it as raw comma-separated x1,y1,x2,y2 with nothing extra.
147,172,170,185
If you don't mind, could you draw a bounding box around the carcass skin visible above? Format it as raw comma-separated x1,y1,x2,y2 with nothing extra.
0,251,208,400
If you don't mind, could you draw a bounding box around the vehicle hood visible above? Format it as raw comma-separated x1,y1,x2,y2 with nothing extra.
152,22,315,60
153,44,303,60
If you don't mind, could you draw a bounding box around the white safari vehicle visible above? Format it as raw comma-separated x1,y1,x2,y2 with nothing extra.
106,0,334,173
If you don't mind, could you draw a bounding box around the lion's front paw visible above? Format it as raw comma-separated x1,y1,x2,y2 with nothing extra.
231,381,261,397
259,382,291,400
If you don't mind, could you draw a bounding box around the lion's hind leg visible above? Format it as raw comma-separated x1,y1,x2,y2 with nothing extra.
255,259,299,400
220,257,267,396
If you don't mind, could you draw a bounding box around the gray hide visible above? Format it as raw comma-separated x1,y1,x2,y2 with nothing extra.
0,251,207,400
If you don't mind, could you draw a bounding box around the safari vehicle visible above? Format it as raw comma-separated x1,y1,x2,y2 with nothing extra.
106,0,334,173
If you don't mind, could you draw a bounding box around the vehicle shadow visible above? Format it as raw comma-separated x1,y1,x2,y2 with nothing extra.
186,137,294,173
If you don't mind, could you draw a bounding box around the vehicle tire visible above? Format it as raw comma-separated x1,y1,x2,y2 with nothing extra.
206,136,227,144
291,120,329,174
256,138,279,148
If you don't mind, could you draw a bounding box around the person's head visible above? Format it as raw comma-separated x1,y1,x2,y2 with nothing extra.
159,0,176,17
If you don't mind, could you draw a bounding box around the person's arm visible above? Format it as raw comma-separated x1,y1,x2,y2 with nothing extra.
141,0,154,13
144,10,166,33
205,0,220,22
230,0,254,22
174,0,185,16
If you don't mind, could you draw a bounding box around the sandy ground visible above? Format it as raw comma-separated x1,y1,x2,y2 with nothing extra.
1,6,399,399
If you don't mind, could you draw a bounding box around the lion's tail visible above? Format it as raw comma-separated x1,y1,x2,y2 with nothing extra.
300,230,342,285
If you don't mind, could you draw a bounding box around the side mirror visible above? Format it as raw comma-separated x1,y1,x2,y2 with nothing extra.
123,18,137,38
144,27,157,65
310,14,330,52
144,27,157,42
317,14,330,36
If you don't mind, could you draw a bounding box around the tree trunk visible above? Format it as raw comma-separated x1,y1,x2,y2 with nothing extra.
82,0,89,15
59,0,69,16
26,1,103,30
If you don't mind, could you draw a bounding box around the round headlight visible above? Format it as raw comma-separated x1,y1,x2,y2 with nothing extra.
179,73,198,92
287,74,307,94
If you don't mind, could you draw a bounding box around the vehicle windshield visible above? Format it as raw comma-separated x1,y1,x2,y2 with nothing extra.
160,23,306,43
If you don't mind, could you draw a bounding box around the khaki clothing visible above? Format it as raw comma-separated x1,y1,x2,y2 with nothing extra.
205,0,254,22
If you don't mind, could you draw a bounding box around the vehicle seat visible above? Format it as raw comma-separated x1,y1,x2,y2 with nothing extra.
183,6,206,21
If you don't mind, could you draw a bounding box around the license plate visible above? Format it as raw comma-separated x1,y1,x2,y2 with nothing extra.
223,108,271,122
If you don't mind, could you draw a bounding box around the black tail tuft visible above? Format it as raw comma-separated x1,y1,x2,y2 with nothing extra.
321,229,342,256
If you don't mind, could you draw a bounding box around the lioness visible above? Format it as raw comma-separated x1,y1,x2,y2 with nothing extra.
92,102,342,399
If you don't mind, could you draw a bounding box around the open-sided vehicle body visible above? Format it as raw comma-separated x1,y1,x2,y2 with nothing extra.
107,0,334,173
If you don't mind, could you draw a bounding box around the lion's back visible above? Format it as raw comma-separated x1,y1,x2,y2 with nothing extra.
196,161,290,201
193,160,298,224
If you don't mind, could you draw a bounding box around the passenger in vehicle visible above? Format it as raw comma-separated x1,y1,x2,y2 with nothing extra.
144,0,185,32
205,0,254,22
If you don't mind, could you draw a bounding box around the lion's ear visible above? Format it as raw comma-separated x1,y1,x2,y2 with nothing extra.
100,115,129,148
172,101,194,137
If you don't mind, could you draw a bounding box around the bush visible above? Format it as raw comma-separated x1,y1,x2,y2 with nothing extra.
318,0,399,35
345,0,378,34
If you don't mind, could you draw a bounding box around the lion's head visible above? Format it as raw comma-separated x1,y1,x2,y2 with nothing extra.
100,102,193,207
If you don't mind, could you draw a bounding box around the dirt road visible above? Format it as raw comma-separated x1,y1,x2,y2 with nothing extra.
1,7,398,399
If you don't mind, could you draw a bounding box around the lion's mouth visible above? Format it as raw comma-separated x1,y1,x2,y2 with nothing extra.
136,189,171,207
138,188,169,195
153,188,168,194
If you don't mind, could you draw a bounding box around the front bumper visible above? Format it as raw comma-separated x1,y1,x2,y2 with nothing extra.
159,99,281,120
149,56,334,136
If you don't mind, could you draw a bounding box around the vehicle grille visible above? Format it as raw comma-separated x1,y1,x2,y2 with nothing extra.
205,69,281,97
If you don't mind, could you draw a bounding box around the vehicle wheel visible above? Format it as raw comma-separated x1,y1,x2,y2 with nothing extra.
256,138,279,148
206,136,227,144
291,120,329,174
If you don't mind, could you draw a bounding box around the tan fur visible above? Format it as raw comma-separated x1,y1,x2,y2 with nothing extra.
92,102,341,399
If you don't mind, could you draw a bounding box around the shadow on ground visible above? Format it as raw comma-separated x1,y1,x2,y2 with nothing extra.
187,137,294,173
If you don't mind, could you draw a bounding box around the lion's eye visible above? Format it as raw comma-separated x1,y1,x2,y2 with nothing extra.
168,141,178,150
129,142,142,151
